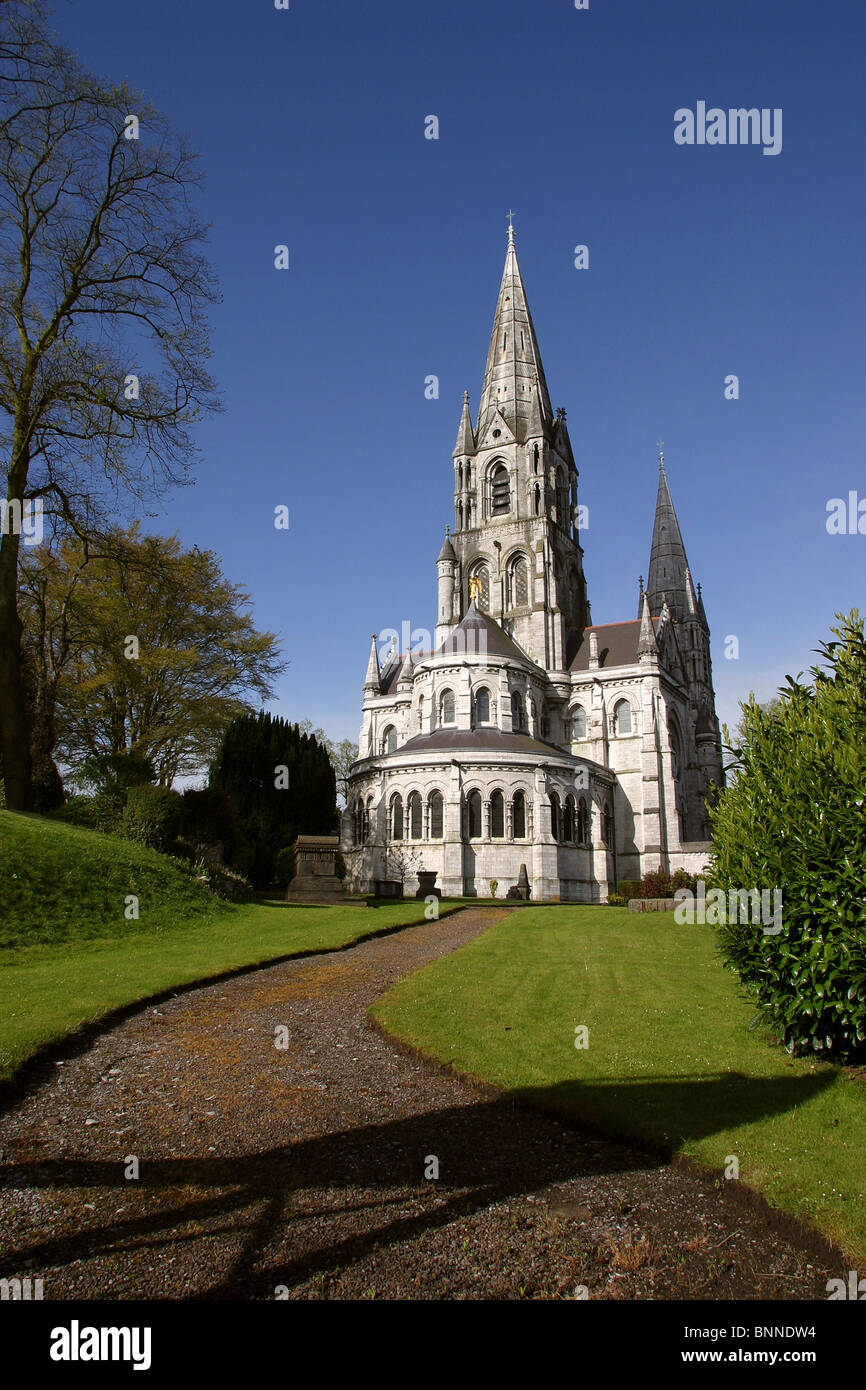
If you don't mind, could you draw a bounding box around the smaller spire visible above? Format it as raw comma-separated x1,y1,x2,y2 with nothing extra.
638,590,658,660
453,390,475,457
363,634,380,692
397,649,414,688
437,527,456,563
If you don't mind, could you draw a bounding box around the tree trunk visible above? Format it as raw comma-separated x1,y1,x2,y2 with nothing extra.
0,414,34,810
0,529,33,809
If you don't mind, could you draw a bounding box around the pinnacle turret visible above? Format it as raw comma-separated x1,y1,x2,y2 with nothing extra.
363,634,380,692
453,390,476,457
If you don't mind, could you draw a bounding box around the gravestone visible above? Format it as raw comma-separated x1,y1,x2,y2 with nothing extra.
285,835,346,904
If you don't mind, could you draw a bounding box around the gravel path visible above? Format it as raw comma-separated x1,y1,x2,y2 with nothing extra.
0,907,840,1300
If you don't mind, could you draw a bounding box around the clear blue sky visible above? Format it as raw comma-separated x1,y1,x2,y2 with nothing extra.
54,0,865,743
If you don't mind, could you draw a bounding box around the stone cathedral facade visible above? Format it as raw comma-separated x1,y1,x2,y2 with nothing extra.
341,227,724,901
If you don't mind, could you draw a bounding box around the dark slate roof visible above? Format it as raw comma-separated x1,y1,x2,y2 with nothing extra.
397,728,561,756
379,652,434,695
435,600,532,661
437,532,456,562
569,619,657,672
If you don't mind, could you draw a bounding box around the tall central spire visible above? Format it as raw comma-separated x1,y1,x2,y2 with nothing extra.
476,221,554,442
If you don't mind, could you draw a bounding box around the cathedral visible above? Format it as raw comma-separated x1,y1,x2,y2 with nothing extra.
341,225,724,901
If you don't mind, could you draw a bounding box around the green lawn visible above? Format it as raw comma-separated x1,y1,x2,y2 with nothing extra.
0,810,456,1083
373,906,866,1263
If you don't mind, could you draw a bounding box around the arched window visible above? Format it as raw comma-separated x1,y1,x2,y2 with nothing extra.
602,802,613,848
512,791,526,838
549,792,560,842
556,468,568,527
466,498,472,526
669,718,682,780
534,483,541,516
465,463,471,488
382,725,397,755
491,463,510,515
571,706,587,739
408,791,422,839
468,563,489,610
506,554,529,609
511,690,525,732
457,463,463,489
533,443,539,474
390,794,403,841
352,800,360,845
474,686,490,724
364,797,373,843
417,695,424,731
563,795,575,843
456,501,463,530
429,790,444,839
466,789,482,840
490,790,504,838
439,689,455,725
613,700,633,736
577,796,589,844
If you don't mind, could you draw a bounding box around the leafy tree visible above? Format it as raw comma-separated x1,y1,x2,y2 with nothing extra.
19,527,283,786
210,712,337,888
0,3,220,807
709,612,866,1059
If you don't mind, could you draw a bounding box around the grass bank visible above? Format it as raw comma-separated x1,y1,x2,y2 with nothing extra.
0,810,457,1084
373,906,866,1263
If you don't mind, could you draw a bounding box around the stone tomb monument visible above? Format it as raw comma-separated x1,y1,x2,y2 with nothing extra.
285,835,346,904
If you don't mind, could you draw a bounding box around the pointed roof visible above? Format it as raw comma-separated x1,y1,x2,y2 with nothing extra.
434,598,534,662
646,453,694,626
437,526,456,563
397,649,414,687
638,590,658,659
452,390,476,457
363,634,380,692
476,223,554,442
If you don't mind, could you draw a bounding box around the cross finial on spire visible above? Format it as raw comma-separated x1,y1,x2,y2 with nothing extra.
657,439,665,468
506,209,516,245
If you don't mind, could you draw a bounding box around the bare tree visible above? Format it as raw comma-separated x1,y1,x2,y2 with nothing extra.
0,3,220,807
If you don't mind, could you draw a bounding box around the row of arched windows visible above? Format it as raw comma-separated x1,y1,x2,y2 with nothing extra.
467,553,530,612
380,687,530,749
570,700,635,740
391,790,444,840
381,695,635,753
454,458,573,532
392,789,529,841
352,789,615,848
547,793,612,847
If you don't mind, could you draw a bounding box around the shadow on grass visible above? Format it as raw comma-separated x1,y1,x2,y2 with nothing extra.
0,1068,839,1298
512,1069,836,1146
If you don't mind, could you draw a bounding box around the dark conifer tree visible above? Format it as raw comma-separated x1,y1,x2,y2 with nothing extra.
209,712,336,887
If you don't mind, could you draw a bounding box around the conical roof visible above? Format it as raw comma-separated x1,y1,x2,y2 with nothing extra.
476,224,554,442
437,527,456,562
434,598,533,662
646,456,693,626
